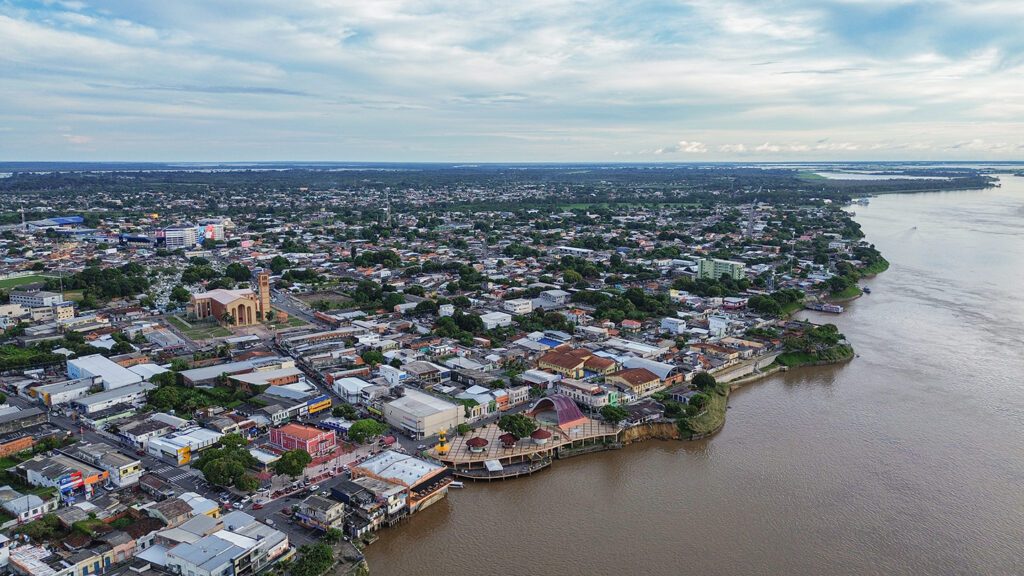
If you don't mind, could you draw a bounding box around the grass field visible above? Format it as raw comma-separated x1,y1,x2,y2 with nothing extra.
0,274,53,289
861,258,890,276
62,290,84,302
272,316,308,328
684,388,729,436
166,314,231,340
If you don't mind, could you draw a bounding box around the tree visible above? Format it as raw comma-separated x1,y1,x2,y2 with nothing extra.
111,341,134,355
689,392,709,411
269,255,291,274
225,262,251,282
414,300,438,315
692,372,718,392
323,528,343,543
331,403,358,420
170,284,191,304
236,474,260,493
456,423,471,436
273,450,313,478
562,269,583,284
600,405,630,424
193,433,258,490
347,419,388,443
289,542,333,576
360,350,384,366
497,413,538,439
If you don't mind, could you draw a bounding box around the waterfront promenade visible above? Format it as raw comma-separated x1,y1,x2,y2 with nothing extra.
433,418,620,476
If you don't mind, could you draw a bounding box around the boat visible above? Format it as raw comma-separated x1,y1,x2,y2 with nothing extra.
805,302,844,314
863,287,872,294
449,481,464,489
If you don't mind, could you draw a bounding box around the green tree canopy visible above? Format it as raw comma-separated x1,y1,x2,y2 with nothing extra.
273,449,313,478
692,372,718,392
347,419,388,443
497,413,538,439
599,404,630,424
331,403,358,419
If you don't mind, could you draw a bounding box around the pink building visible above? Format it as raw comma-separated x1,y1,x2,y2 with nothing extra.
269,423,337,457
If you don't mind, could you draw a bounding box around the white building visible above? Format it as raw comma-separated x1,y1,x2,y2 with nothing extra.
660,317,687,335
148,427,223,466
536,289,570,309
70,382,155,414
438,304,455,317
33,377,97,407
378,364,408,388
709,314,730,338
9,290,64,308
333,377,375,405
479,311,513,330
164,225,199,249
67,354,143,390
502,298,533,315
383,388,461,439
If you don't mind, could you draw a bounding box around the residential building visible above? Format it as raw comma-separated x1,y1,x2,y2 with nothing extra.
64,442,143,487
698,257,746,280
605,367,663,397
0,486,58,523
294,495,346,531
660,317,687,335
17,453,109,502
479,311,513,330
502,298,533,315
556,379,623,409
163,226,198,249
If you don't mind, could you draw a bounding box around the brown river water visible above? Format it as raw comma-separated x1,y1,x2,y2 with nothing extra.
366,175,1024,576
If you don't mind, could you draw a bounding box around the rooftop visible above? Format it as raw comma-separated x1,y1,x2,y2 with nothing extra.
353,450,444,488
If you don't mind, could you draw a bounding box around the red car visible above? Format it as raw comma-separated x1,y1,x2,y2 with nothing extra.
252,503,264,510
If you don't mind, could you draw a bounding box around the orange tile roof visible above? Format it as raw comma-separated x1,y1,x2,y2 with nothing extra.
278,423,328,441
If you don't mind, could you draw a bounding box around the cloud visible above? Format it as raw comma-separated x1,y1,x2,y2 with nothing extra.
62,133,93,145
655,140,708,154
719,144,747,153
0,1,1022,160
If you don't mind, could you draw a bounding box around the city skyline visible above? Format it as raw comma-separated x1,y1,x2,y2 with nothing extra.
2,0,1023,161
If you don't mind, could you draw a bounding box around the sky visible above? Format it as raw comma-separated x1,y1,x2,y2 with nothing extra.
1,0,1023,162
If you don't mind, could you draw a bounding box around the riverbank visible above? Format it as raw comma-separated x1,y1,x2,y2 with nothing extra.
776,344,854,368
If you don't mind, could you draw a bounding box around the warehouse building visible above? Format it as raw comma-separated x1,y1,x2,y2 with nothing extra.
383,388,461,439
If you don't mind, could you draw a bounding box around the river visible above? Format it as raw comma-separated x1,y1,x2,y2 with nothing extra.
366,175,1024,576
